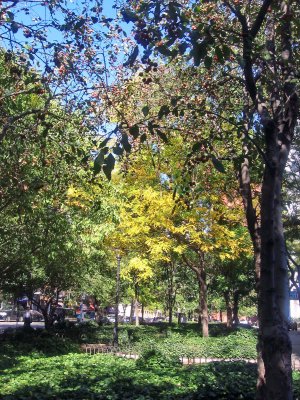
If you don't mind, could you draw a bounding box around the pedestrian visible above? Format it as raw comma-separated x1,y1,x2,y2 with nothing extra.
23,306,32,329
80,302,87,322
75,306,81,322
88,303,95,320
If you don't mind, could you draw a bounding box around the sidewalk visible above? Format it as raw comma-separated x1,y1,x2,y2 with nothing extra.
290,331,300,370
0,321,45,331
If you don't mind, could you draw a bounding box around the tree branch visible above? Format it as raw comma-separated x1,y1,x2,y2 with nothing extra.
0,108,47,143
250,0,273,38
182,253,199,275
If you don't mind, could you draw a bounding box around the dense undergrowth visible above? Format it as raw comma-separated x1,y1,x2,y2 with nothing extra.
0,323,299,399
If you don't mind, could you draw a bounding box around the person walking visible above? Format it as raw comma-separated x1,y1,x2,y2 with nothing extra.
23,306,33,329
88,303,95,320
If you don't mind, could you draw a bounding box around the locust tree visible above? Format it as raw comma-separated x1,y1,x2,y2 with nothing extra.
107,137,250,336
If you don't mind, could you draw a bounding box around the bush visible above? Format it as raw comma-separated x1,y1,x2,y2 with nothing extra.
0,328,80,359
136,348,181,370
1,350,299,399
0,324,299,399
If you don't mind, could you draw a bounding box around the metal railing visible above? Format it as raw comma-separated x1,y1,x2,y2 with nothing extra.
81,343,300,370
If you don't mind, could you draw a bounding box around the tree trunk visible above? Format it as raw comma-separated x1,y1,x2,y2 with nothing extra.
239,133,266,397
182,252,208,336
233,291,239,325
259,120,292,400
167,263,174,325
129,298,134,323
168,305,173,325
224,291,233,328
200,268,209,337
238,3,298,397
141,303,144,323
42,307,55,330
177,312,182,325
134,284,139,326
196,266,209,337
135,298,139,326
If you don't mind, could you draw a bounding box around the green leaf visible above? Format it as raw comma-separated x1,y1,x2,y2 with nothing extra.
140,133,147,143
215,47,224,64
169,3,177,19
6,11,14,21
99,138,110,148
75,18,86,30
11,21,19,33
158,105,170,119
191,40,208,67
94,148,108,175
171,97,181,107
103,153,115,180
123,46,139,67
192,142,202,152
222,45,231,59
121,9,139,23
154,3,161,23
142,106,150,117
129,124,139,139
178,42,188,55
211,156,225,173
121,133,131,153
148,121,155,135
204,56,212,69
157,129,168,143
157,45,173,57
113,145,123,156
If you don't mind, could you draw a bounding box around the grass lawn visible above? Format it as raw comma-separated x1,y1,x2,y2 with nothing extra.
0,323,299,399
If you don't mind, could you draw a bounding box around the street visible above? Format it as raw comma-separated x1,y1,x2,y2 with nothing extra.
0,320,45,331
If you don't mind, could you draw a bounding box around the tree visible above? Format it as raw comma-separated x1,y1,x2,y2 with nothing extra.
110,138,250,337
210,252,255,327
0,53,117,328
117,1,299,397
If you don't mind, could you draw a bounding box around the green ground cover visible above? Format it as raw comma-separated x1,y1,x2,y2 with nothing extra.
49,321,258,359
0,324,299,399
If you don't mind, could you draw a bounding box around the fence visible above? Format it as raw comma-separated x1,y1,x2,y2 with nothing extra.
81,343,300,371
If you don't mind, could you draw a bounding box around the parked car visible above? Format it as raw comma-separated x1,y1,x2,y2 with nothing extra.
0,311,8,320
30,310,44,322
152,317,165,323
99,316,113,325
131,316,144,323
107,314,116,323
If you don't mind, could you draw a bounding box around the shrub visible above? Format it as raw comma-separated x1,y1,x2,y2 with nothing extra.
136,348,181,370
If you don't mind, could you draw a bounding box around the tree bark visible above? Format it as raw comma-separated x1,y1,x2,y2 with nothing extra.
135,298,139,326
134,284,139,326
141,303,144,323
182,252,208,336
233,291,240,325
224,290,233,328
259,120,292,399
239,95,266,398
167,261,175,325
129,298,134,323
237,2,299,397
198,266,209,337
168,305,173,325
